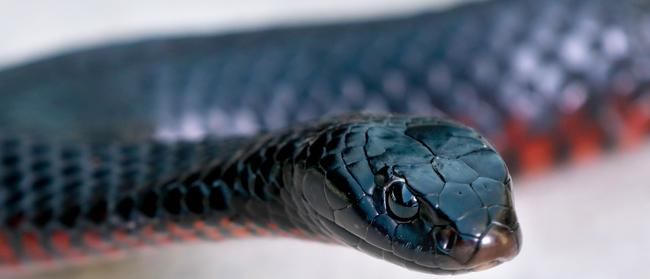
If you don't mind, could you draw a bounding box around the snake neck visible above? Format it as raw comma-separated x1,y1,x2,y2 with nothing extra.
0,120,340,239
0,127,330,265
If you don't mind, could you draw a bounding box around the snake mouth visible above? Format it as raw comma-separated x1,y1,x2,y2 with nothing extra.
466,224,522,270
470,259,505,272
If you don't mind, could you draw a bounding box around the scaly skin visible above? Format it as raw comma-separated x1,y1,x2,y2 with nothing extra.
0,115,520,274
0,0,648,173
4,0,649,274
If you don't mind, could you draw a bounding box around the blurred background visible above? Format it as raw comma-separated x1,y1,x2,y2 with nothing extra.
1,0,649,278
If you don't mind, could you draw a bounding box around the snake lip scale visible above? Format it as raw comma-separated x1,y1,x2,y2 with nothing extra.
0,114,521,274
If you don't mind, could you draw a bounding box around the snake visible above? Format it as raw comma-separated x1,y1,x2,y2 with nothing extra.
0,0,649,275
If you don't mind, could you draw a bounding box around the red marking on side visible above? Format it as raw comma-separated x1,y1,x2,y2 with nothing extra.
142,225,171,244
219,218,250,237
141,224,155,240
249,223,270,236
0,232,18,266
166,223,198,241
266,222,289,237
502,118,554,174
202,227,223,240
568,132,601,162
559,111,603,163
112,229,143,248
619,105,650,149
230,226,251,238
193,221,223,240
518,136,555,174
103,248,123,258
82,231,115,254
50,230,84,259
289,229,311,239
218,218,232,227
266,223,279,231
112,230,128,243
82,231,103,249
21,232,50,262
192,221,205,231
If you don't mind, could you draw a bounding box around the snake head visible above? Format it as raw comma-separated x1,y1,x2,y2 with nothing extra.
297,116,521,274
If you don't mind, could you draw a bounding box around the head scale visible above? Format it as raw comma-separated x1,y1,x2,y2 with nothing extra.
296,116,521,274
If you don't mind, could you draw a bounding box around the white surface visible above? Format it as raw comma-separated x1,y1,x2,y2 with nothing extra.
1,0,650,278
0,0,465,69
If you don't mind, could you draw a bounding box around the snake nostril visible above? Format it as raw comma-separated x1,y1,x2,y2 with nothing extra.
435,226,458,251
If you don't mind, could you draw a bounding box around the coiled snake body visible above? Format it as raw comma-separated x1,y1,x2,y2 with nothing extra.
0,0,648,275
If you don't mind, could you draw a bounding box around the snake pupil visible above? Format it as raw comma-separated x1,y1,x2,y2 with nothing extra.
386,181,419,221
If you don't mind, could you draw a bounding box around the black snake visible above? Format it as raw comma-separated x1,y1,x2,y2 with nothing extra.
1,0,649,275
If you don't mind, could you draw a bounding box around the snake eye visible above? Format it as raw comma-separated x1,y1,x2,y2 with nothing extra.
386,180,419,221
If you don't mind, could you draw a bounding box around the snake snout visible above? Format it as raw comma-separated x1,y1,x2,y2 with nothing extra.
468,224,522,270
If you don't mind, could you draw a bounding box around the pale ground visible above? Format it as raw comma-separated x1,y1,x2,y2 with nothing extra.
1,0,650,278
0,0,467,70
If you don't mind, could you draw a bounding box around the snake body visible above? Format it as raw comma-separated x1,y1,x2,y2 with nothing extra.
0,0,649,275
0,0,648,172
0,115,518,274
